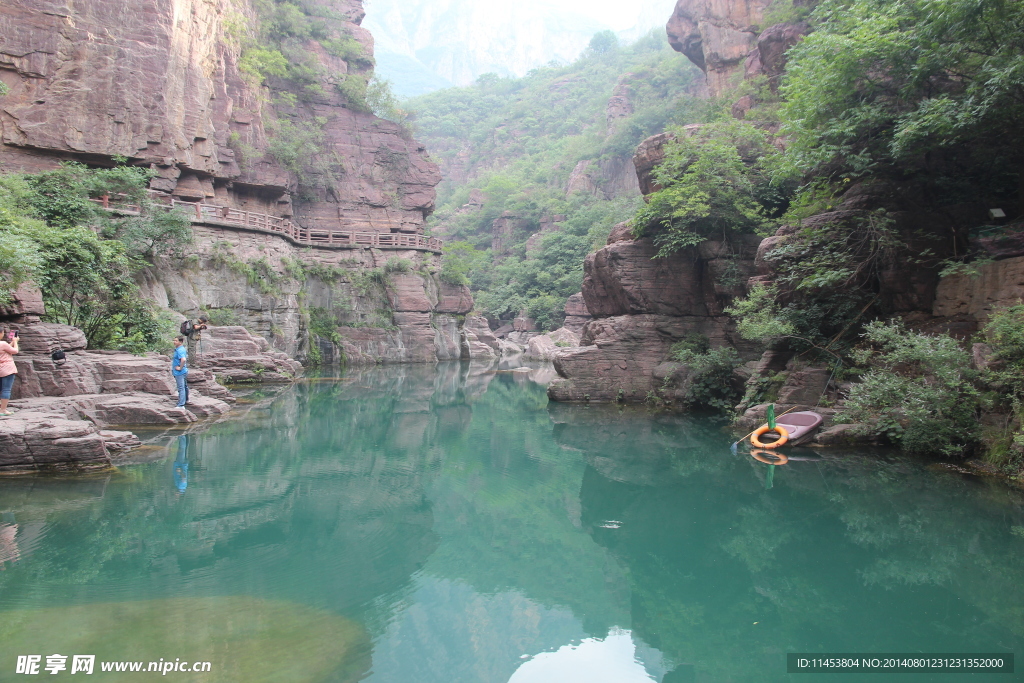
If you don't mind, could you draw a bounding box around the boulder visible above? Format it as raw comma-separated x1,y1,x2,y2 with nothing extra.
548,314,735,402
776,368,832,405
99,430,143,453
633,132,675,196
513,313,537,332
74,393,198,426
526,327,580,361
0,283,46,319
756,22,809,90
666,0,770,95
194,326,302,381
435,283,474,315
583,240,711,317
461,316,500,360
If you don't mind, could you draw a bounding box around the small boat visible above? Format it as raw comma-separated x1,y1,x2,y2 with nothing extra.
773,411,824,446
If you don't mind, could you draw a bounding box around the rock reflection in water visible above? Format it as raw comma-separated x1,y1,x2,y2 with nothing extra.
0,366,1022,683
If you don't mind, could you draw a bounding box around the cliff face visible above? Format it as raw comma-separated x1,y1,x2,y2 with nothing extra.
0,0,437,232
666,0,769,95
548,225,761,402
0,0,481,364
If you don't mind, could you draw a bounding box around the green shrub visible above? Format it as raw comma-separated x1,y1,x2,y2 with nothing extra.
383,257,412,274
439,241,485,286
670,339,742,412
308,307,343,346
238,47,289,86
203,307,242,327
838,321,978,456
0,165,188,348
633,120,781,257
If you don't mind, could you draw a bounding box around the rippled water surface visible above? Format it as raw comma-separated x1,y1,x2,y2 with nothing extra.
1,363,1022,682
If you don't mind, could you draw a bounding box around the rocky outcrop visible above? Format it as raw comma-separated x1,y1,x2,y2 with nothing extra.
549,214,762,402
633,132,675,196
490,212,525,256
667,0,808,115
136,224,474,363
192,326,302,382
933,255,1024,325
460,316,500,360
667,0,771,95
0,411,111,473
0,287,306,471
0,0,468,366
525,327,579,361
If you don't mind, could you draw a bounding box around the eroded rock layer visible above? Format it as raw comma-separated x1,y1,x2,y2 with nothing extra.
548,226,761,402
0,0,439,235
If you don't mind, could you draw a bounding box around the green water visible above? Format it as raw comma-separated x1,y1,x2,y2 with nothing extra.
1,363,1022,682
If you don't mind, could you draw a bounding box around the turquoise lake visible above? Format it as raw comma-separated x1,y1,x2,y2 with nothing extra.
1,363,1022,682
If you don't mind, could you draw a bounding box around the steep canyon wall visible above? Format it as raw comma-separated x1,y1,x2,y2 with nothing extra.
0,0,473,363
549,0,988,404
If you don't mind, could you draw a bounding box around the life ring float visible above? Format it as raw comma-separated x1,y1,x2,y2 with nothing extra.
750,424,789,449
750,449,789,465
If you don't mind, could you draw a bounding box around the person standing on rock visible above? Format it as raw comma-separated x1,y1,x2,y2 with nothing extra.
184,314,209,367
0,326,20,416
172,335,189,408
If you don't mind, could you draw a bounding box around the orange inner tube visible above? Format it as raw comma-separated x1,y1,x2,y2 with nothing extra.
750,424,789,449
750,449,789,465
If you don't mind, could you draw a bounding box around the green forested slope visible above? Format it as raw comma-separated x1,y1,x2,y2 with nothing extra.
406,31,703,328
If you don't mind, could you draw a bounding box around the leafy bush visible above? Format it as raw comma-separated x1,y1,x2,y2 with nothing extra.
365,77,409,128
0,165,190,349
439,242,486,286
308,307,344,346
265,116,339,191
780,0,1024,206
383,257,412,274
238,47,289,86
634,120,782,256
725,210,908,356
670,338,743,412
202,307,242,327
838,321,978,456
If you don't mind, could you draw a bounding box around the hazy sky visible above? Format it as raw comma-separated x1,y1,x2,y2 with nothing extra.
363,0,679,95
534,0,676,31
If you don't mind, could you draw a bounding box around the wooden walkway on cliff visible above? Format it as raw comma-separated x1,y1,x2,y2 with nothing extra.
92,194,443,253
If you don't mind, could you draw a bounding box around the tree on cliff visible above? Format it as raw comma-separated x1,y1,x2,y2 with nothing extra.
781,0,1024,210
0,164,187,351
633,120,783,256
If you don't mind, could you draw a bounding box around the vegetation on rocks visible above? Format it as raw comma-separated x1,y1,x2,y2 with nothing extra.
669,334,743,412
634,119,784,257
0,163,191,351
408,31,704,328
838,321,979,456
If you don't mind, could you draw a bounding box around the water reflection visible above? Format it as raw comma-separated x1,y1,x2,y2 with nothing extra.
0,364,1021,682
172,435,189,494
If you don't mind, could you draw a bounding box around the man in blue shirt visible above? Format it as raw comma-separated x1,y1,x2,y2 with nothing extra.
172,335,189,407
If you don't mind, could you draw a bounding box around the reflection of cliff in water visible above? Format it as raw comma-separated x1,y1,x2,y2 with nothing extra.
554,405,1024,682
0,364,506,617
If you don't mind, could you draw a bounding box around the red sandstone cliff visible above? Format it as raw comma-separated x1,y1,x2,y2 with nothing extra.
0,0,439,234
0,0,486,366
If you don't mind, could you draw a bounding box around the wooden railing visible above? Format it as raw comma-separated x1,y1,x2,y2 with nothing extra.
89,194,442,252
